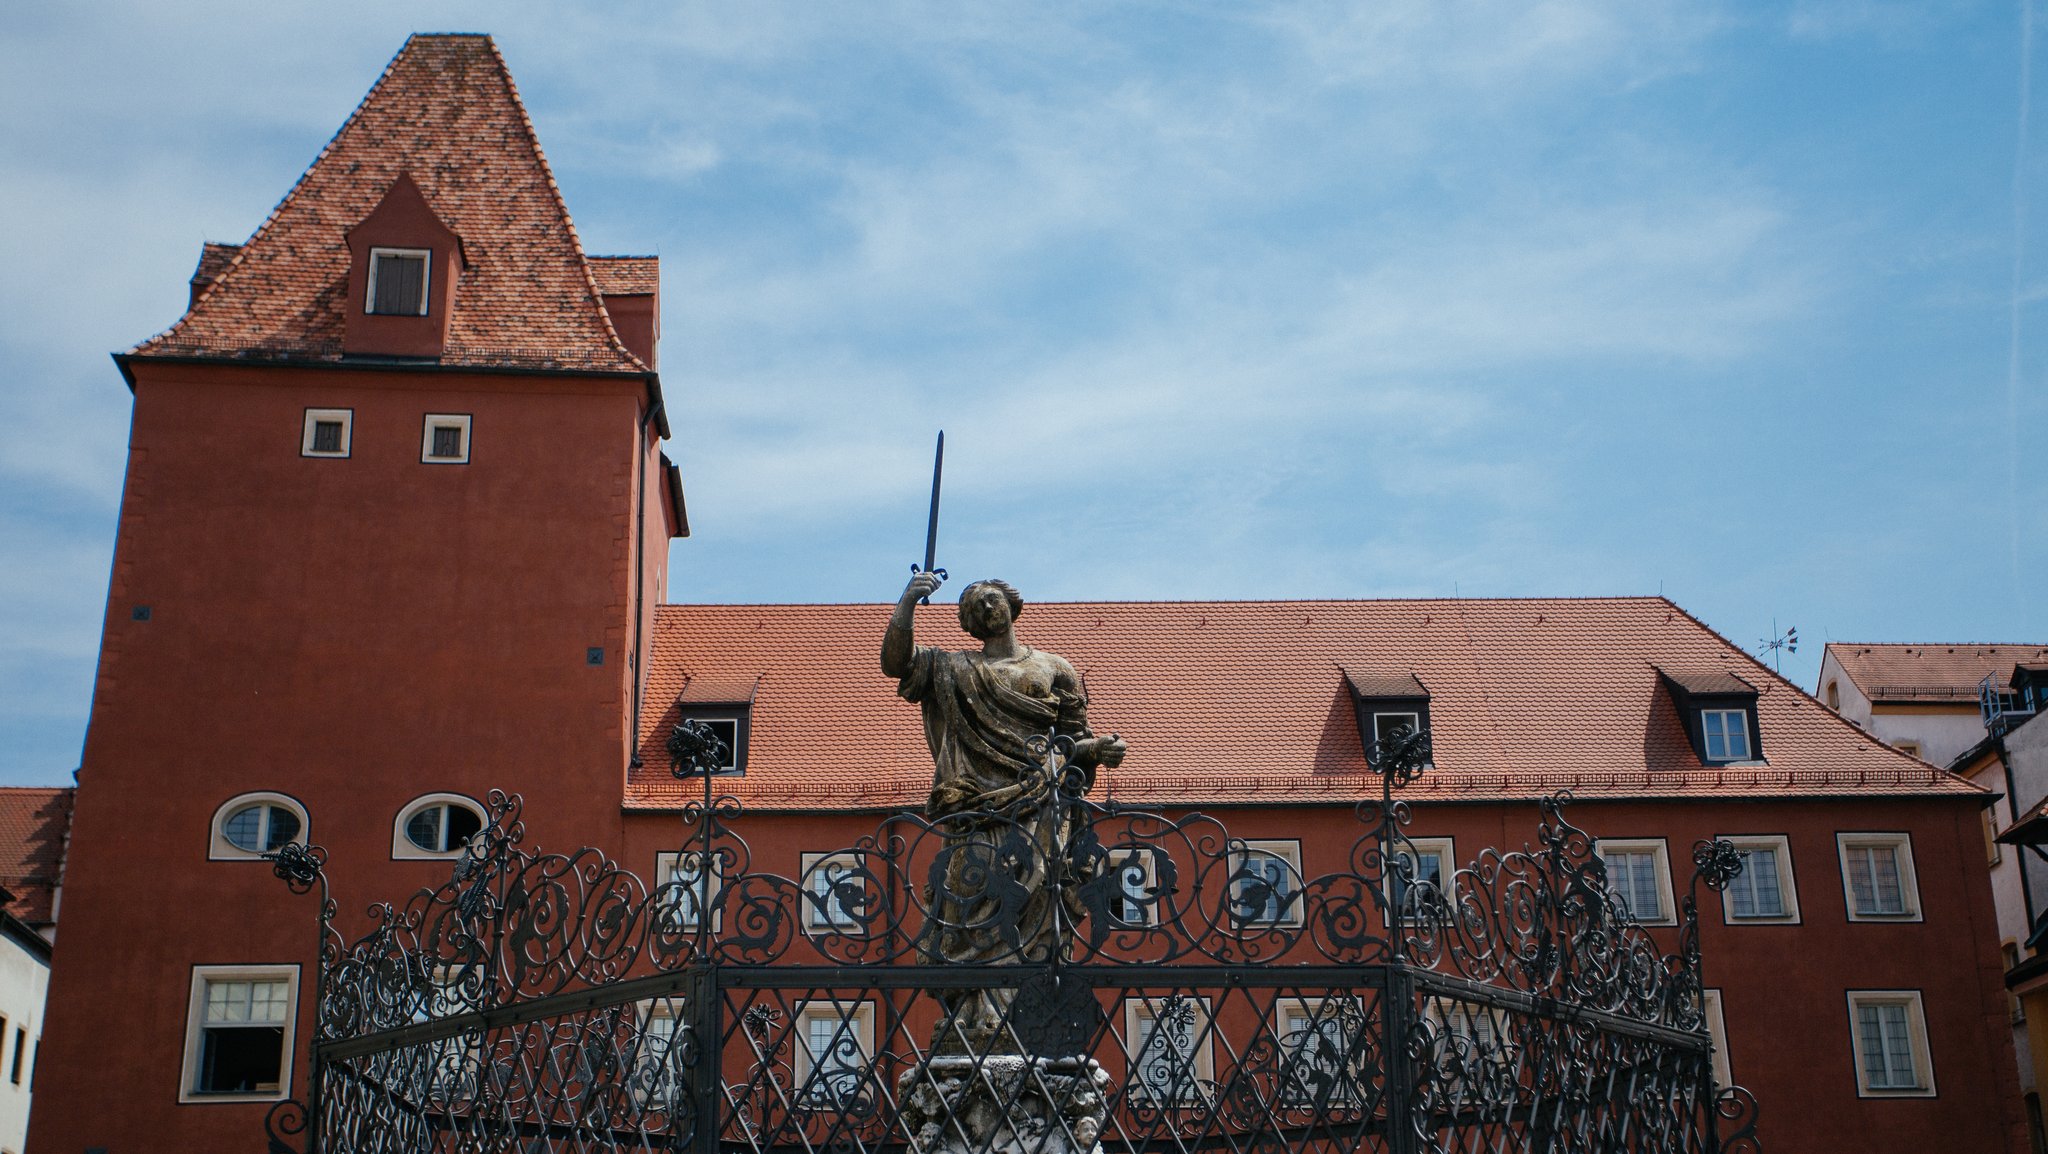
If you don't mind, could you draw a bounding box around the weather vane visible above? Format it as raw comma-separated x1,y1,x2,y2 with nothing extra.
910,431,946,603
1756,621,1798,673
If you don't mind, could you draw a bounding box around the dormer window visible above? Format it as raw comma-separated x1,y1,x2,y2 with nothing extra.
1343,669,1432,769
1701,709,1751,761
672,676,759,777
1659,669,1763,765
367,248,431,316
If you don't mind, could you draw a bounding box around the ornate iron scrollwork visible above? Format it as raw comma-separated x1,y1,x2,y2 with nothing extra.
272,761,1759,1153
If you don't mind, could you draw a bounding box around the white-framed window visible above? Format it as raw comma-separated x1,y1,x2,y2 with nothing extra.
1275,996,1366,1105
1893,740,1922,760
794,1001,873,1110
654,851,722,932
1704,989,1731,1090
674,715,742,774
420,414,472,464
1104,848,1161,927
800,853,869,932
1125,996,1213,1106
301,408,352,458
1846,990,1935,1097
367,247,431,315
393,793,487,860
179,965,299,1102
1393,837,1456,916
631,997,688,1108
1373,711,1421,744
1717,835,1799,924
1985,808,2005,866
1422,996,1518,1092
407,967,482,1104
1595,839,1676,925
209,792,309,861
1229,840,1303,927
1837,833,1922,922
1700,709,1752,761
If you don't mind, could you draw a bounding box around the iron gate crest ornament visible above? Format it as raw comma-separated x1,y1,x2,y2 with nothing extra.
263,575,1761,1154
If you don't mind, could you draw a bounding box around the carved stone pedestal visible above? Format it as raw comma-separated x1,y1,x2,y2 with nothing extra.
898,1055,1110,1154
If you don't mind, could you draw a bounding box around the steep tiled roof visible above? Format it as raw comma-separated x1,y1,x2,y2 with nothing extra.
592,256,659,296
1826,642,2048,703
0,788,71,927
189,242,240,293
129,34,644,373
630,599,1978,811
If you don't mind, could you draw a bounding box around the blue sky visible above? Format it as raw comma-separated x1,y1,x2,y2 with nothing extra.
1,1,2042,785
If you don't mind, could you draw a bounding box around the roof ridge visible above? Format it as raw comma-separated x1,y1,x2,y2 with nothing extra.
480,37,649,375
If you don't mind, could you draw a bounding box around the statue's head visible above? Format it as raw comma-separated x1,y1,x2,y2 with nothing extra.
958,579,1024,640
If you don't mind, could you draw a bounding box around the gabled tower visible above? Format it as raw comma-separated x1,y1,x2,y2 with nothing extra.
32,35,684,1152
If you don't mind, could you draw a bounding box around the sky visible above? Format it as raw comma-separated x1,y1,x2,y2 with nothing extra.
1,1,2043,786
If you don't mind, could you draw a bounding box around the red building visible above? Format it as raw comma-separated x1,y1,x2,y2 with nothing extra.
30,32,2030,1154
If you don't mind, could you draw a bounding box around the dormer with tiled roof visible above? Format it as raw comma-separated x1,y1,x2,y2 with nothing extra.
123,33,649,376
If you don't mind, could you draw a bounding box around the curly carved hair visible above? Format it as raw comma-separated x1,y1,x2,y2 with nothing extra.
957,579,1025,633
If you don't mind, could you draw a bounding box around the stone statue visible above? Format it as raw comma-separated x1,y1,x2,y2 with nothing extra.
883,572,1126,821
882,572,1122,1154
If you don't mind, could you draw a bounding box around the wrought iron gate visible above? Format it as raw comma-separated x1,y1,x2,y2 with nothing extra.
264,738,1761,1154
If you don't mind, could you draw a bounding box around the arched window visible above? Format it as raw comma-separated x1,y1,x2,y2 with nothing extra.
209,793,310,861
392,793,487,860
1826,681,1840,711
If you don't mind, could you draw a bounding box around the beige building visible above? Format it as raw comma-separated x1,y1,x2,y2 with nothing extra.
1820,645,2048,1148
1818,643,2048,766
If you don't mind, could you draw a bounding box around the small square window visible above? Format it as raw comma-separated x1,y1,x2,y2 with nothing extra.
421,414,471,464
1846,991,1935,1096
1701,709,1752,761
1373,712,1420,744
654,851,722,932
179,965,298,1102
794,1001,873,1110
1126,996,1213,1106
1392,837,1456,917
1229,840,1303,927
801,852,870,932
1594,839,1676,925
367,247,431,316
301,409,352,458
1102,847,1162,927
673,714,743,774
1838,833,1921,922
1717,835,1800,924
1275,996,1368,1105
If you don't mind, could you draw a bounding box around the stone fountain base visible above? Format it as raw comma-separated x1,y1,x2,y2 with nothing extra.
897,1055,1110,1154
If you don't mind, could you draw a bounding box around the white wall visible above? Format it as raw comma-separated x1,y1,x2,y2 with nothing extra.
1865,709,1990,769
0,929,48,1154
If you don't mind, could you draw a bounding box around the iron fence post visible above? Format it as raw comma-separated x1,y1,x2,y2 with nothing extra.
1384,961,1418,1154
688,963,721,1154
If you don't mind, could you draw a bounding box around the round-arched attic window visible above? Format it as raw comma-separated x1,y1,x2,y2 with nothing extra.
209,793,310,860
393,793,486,859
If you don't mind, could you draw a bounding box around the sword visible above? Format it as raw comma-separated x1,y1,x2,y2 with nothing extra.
910,431,946,604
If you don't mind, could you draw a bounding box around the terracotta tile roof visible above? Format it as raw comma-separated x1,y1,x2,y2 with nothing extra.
189,242,240,293
1826,642,2048,704
1658,668,1755,696
1341,669,1428,698
592,255,659,296
128,34,644,374
630,599,1979,811
0,788,71,927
